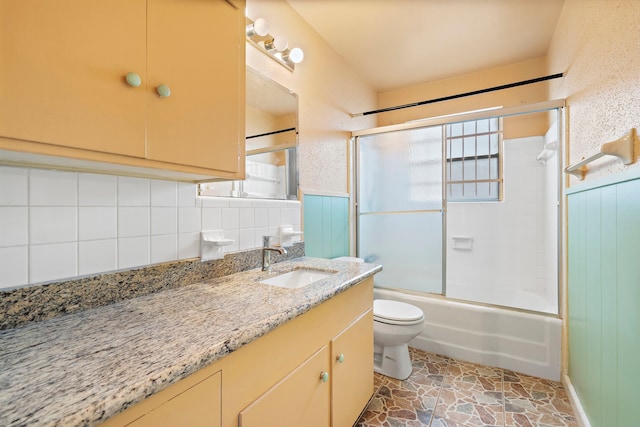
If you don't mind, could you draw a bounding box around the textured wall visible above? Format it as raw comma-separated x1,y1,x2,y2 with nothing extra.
547,0,640,185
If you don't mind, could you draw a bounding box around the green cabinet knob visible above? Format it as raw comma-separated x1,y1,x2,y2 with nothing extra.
320,371,329,383
125,72,141,87
336,353,345,363
156,84,171,98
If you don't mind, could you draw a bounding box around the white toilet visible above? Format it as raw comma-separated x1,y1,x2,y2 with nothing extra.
333,256,425,381
373,299,425,380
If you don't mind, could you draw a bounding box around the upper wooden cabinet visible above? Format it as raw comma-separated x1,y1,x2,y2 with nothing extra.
145,0,242,172
0,0,245,181
0,0,147,157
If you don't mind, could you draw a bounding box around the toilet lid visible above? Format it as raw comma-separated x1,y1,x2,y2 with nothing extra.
373,299,424,322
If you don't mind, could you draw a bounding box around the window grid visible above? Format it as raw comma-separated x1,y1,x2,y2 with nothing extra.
445,118,502,201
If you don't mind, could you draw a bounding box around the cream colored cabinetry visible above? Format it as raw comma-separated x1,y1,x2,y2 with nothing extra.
0,0,245,181
102,370,221,427
331,310,375,427
239,309,374,427
239,346,331,427
101,277,374,427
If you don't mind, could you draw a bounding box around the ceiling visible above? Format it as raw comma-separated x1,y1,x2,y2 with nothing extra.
286,0,565,92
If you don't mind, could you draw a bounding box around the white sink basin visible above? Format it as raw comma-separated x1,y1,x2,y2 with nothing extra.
261,269,334,289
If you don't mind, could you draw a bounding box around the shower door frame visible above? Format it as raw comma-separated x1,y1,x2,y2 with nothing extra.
353,125,447,295
351,99,566,315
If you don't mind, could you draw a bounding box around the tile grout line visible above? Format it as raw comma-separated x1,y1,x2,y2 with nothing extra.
501,367,506,427
428,356,450,427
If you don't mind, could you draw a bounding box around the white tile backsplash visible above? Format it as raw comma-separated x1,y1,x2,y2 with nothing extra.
151,207,178,236
78,239,117,276
178,207,201,233
201,197,230,208
0,246,28,288
30,169,77,206
150,180,178,207
221,208,239,230
254,228,269,247
79,207,117,241
0,166,28,205
201,207,222,230
178,182,197,207
0,207,28,247
79,173,117,206
118,236,150,269
0,166,302,289
268,208,281,227
30,242,77,283
151,234,178,264
238,228,255,251
239,208,254,229
254,207,269,227
118,207,150,238
30,207,77,244
118,177,150,207
229,198,253,208
178,232,200,259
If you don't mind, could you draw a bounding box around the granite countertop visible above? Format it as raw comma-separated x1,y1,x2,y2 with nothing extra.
0,257,381,427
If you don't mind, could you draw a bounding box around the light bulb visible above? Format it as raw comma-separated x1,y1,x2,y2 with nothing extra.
265,35,288,52
286,47,304,64
246,18,269,37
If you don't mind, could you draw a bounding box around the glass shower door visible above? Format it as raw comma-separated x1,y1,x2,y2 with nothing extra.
356,125,444,294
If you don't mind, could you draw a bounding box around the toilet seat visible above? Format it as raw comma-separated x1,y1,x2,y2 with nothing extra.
373,299,424,325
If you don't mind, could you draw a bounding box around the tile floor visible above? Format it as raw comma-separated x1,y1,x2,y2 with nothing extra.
356,348,578,427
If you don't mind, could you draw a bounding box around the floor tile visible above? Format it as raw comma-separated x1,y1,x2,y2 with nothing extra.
356,348,578,427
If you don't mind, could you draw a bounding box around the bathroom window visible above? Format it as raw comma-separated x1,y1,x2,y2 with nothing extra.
445,118,502,201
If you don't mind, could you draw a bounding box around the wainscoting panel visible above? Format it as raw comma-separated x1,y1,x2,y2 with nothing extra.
303,194,349,259
567,173,640,427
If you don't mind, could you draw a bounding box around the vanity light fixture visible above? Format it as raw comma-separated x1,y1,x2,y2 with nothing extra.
246,17,304,71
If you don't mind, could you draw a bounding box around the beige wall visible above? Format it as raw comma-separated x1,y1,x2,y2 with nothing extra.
547,0,640,185
376,57,552,139
246,0,377,195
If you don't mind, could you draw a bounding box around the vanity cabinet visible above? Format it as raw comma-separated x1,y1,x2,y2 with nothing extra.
101,277,374,427
239,346,331,427
0,0,245,180
239,309,374,427
127,371,221,427
331,310,375,427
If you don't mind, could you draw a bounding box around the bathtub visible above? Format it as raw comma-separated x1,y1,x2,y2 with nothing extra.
374,288,562,381
446,281,558,315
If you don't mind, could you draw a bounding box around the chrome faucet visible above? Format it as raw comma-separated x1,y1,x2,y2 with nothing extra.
262,235,287,272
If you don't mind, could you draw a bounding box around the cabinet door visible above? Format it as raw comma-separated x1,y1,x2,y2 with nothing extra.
331,309,374,427
127,370,221,427
239,345,330,427
0,0,146,157
146,0,243,173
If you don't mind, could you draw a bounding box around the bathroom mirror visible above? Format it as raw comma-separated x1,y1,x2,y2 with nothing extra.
199,67,298,199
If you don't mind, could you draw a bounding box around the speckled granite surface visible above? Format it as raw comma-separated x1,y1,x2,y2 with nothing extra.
0,256,381,427
0,243,304,330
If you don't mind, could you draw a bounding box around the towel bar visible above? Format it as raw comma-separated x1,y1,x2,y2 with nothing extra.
565,128,639,179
